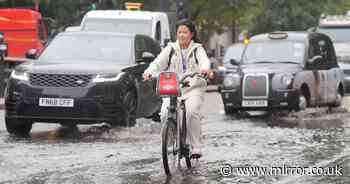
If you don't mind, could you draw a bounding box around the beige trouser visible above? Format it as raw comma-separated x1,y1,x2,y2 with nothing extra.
161,95,204,149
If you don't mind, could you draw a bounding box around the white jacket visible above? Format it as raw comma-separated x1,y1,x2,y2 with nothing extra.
144,40,210,98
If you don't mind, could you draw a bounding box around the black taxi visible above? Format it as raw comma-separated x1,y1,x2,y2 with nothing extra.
220,31,346,114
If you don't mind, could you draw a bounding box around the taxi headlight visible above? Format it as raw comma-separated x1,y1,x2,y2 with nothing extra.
272,73,293,89
281,75,293,86
223,73,240,89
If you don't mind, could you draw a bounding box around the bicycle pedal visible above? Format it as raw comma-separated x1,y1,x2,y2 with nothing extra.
190,154,201,159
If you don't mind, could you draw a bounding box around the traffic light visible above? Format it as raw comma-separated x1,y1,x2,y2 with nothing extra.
176,0,187,19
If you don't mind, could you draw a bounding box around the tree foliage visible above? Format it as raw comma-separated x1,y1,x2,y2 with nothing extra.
2,0,349,44
248,0,350,35
185,0,350,42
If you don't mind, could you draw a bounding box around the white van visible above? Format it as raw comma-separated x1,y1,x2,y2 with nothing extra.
80,10,171,48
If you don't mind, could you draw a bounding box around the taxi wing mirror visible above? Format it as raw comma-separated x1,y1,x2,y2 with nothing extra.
230,59,240,65
308,55,323,65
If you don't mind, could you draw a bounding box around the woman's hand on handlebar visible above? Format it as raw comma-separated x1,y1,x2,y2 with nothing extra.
143,72,152,81
200,69,210,77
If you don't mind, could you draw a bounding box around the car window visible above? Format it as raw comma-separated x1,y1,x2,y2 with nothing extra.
155,21,161,42
321,35,338,68
317,27,350,43
83,18,152,36
223,44,245,64
38,20,46,42
39,34,132,64
145,36,161,57
309,34,337,69
135,36,147,60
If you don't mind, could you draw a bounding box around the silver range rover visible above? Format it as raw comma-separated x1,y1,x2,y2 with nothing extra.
219,31,347,114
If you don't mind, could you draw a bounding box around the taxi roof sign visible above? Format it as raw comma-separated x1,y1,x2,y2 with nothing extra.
268,31,288,39
125,2,143,10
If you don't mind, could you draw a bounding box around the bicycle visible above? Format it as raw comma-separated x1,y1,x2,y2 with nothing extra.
156,71,205,176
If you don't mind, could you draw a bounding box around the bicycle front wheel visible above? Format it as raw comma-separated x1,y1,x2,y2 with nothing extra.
181,105,192,169
162,119,177,175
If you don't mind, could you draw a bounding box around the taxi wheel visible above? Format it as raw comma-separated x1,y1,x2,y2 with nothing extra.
332,89,343,108
298,93,307,111
5,118,32,136
224,106,238,115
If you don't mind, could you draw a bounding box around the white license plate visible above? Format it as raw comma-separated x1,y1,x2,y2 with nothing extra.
39,98,74,107
242,100,268,107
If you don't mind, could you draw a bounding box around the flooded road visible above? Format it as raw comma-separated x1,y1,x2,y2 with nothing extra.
0,92,350,184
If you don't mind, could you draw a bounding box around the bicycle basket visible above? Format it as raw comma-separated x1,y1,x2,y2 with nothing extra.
157,72,179,96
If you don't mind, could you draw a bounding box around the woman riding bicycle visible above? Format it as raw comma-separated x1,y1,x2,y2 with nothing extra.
143,21,210,158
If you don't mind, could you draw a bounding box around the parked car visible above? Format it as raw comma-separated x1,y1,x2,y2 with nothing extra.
206,52,222,85
338,62,350,93
314,13,350,94
222,43,245,66
217,43,245,84
220,31,346,114
5,31,162,135
80,9,172,48
0,8,49,97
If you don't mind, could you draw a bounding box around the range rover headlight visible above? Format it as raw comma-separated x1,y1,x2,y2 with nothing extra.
223,73,240,89
92,73,124,83
10,70,29,81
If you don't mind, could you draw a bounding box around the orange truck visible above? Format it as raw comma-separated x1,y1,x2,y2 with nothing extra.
0,8,48,96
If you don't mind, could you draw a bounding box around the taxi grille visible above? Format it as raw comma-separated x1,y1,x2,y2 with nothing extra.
243,75,268,97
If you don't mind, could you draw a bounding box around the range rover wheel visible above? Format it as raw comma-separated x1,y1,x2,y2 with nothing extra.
5,118,32,136
150,111,161,122
121,89,137,127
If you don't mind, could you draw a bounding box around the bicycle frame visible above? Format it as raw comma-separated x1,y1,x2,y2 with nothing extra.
158,72,191,170
158,71,204,175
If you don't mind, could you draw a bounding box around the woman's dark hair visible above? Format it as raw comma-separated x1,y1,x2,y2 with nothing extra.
176,20,201,43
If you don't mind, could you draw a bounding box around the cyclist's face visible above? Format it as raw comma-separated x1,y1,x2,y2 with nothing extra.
177,25,193,47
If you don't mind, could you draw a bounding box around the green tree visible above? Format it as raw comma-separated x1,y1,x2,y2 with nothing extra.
249,0,349,35
187,0,260,43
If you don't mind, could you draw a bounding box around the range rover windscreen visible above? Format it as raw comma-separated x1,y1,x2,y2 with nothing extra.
39,34,133,64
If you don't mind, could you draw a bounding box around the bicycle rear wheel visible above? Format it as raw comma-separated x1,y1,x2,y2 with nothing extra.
161,119,177,175
181,104,192,169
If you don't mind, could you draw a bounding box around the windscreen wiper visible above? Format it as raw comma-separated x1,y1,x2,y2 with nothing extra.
251,61,274,64
277,61,300,64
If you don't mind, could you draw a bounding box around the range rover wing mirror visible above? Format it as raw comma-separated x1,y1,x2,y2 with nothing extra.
140,51,155,63
25,49,39,59
163,38,171,47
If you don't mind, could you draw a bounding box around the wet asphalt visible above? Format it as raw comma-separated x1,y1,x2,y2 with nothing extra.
0,91,350,184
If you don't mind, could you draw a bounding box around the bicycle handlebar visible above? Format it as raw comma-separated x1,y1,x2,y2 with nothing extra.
179,72,208,85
